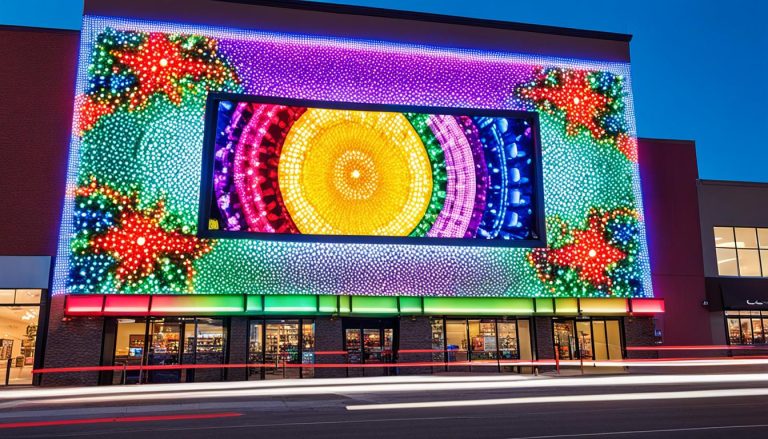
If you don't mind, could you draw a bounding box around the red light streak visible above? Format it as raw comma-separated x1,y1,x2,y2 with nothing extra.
0,412,242,429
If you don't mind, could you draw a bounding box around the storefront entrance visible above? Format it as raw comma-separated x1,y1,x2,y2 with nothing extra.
0,289,43,385
553,318,623,361
431,317,534,372
343,318,397,376
106,317,226,384
248,319,315,380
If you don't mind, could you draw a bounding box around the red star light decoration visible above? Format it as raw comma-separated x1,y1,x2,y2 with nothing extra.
114,33,229,109
519,69,612,138
90,201,211,287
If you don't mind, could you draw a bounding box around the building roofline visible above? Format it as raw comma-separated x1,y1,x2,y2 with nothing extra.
217,0,633,42
698,179,768,188
0,24,80,34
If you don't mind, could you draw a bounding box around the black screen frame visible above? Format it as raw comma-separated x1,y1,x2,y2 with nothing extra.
198,92,547,248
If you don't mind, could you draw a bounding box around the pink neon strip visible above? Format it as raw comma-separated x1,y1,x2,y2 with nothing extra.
426,115,476,238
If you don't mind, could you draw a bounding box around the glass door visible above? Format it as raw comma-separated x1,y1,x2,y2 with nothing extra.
553,320,576,360
575,321,593,361
147,319,182,383
248,321,263,380
265,320,300,379
497,321,519,360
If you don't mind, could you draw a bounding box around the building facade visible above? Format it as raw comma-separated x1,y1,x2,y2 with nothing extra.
699,180,768,346
0,0,685,386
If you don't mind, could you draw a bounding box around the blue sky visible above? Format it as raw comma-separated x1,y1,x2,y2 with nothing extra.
3,0,766,182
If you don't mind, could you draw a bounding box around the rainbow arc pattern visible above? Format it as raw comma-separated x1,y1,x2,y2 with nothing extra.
207,99,538,240
53,16,653,299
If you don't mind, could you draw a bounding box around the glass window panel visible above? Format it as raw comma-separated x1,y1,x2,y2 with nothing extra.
553,320,576,360
592,320,609,361
517,320,533,361
182,320,196,365
761,250,768,277
469,319,497,361
301,320,315,378
575,321,593,360
497,321,518,360
714,227,735,248
196,318,224,362
727,318,742,344
716,248,739,276
14,289,41,304
758,228,768,249
0,290,15,304
248,321,263,380
735,227,758,249
0,305,41,385
344,328,361,364
430,318,445,362
751,318,765,344
740,319,753,344
737,249,761,277
445,319,468,363
764,319,768,343
606,320,623,360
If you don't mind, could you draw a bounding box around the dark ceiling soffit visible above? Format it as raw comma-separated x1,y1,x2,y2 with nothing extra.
216,0,632,42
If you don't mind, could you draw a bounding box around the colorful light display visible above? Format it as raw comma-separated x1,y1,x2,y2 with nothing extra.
203,96,540,242
54,16,652,299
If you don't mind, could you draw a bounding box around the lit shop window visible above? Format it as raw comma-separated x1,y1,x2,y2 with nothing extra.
714,227,768,277
725,311,768,344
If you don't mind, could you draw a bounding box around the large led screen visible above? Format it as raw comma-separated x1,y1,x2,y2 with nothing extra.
53,16,653,299
200,95,544,246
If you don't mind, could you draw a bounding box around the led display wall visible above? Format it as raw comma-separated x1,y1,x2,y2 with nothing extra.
201,94,544,245
54,16,653,299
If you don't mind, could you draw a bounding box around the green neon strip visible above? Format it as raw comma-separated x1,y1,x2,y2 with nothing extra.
351,296,399,313
534,298,555,314
339,295,351,313
399,296,422,313
264,295,318,313
554,298,579,314
318,295,338,313
150,295,244,314
245,295,263,312
423,297,534,315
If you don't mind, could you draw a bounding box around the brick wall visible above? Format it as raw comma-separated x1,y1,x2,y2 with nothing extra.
398,316,432,375
41,295,105,386
225,317,248,382
623,316,658,359
314,317,345,378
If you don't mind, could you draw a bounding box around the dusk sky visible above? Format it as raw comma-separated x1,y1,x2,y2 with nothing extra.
4,0,766,182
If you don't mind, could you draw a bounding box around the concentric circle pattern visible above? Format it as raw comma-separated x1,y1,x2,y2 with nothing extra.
211,102,536,241
279,109,433,236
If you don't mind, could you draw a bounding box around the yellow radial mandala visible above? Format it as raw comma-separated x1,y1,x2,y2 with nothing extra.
278,108,433,236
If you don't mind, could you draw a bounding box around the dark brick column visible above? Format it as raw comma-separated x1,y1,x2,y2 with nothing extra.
398,316,432,375
314,317,345,378
624,316,659,359
225,316,248,382
41,295,104,386
534,316,555,371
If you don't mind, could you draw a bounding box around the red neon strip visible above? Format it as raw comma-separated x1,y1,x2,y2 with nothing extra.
33,355,768,374
0,412,242,429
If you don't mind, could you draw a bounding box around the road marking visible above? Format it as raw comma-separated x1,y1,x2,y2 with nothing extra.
505,423,768,438
0,412,242,429
346,387,768,410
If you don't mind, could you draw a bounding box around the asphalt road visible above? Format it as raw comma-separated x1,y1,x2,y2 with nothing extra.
2,373,768,438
